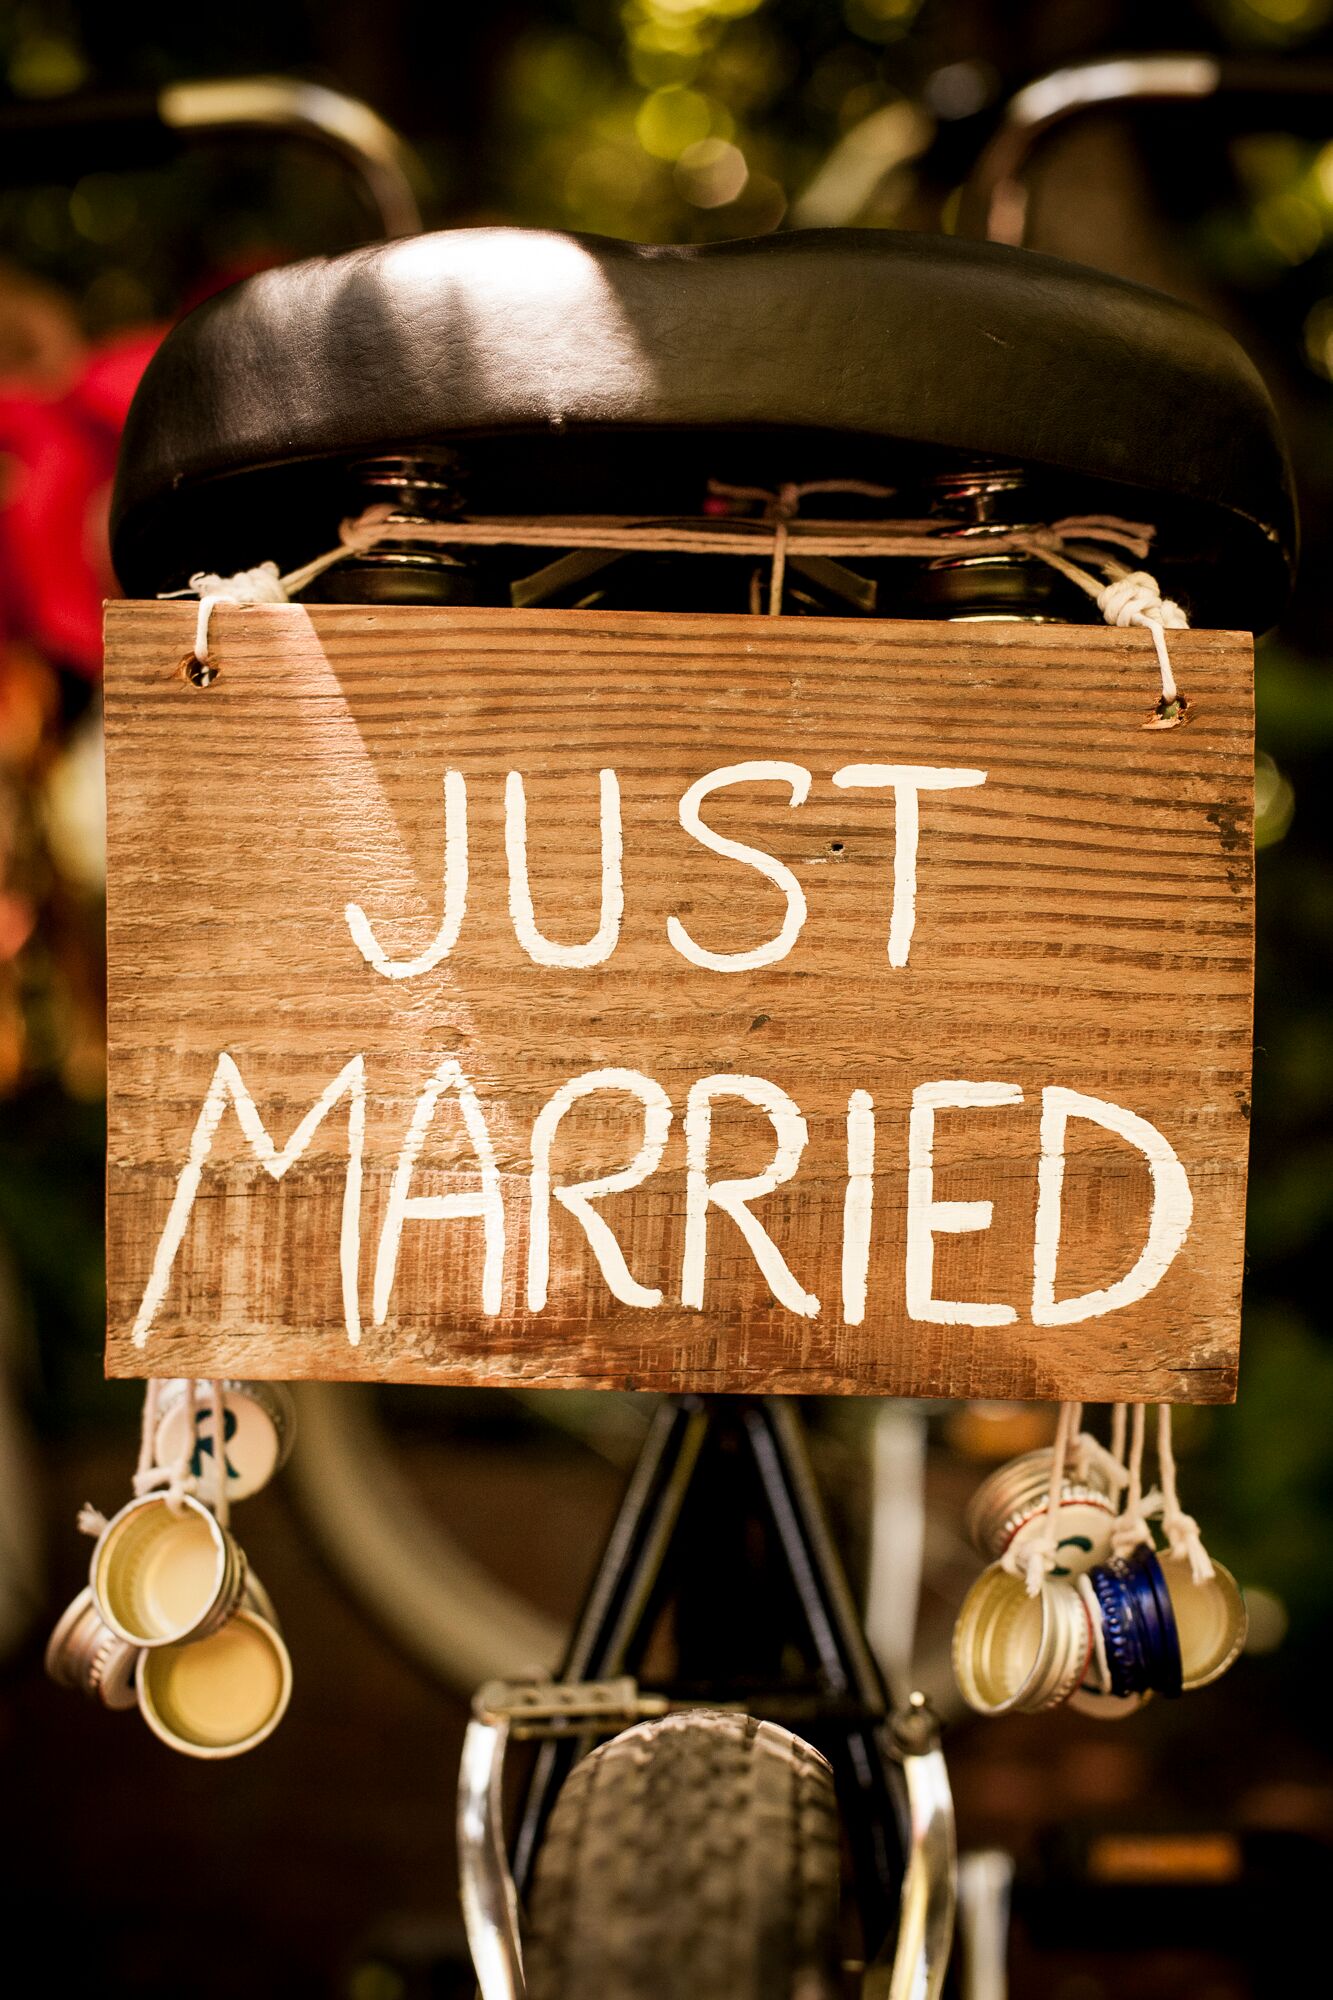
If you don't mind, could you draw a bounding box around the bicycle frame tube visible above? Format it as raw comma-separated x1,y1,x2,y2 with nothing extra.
967,51,1333,245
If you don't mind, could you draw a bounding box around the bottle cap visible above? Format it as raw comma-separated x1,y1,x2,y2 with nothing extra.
153,1380,295,1504
1067,1686,1151,1721
1086,1545,1183,1699
953,1562,1093,1715
242,1570,279,1630
44,1588,139,1710
997,1488,1117,1579
90,1493,246,1648
1157,1551,1248,1691
136,1607,291,1758
966,1447,1117,1573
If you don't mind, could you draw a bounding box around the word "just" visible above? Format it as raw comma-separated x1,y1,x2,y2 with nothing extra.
345,761,986,976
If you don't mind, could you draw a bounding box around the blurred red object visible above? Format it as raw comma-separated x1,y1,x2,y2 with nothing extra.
0,272,161,679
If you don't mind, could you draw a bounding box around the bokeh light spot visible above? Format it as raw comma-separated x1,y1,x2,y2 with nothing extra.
674,138,749,207
636,85,717,159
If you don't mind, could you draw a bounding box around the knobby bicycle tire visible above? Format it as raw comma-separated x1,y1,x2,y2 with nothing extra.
523,1709,842,2000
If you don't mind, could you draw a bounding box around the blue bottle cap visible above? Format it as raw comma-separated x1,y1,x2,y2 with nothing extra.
1087,1545,1183,1699
1126,1545,1183,1698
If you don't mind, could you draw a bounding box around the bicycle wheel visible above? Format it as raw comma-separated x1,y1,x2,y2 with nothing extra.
523,1710,842,2000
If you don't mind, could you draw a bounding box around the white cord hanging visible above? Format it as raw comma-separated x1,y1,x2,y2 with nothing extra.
1013,538,1191,724
180,504,397,671
706,477,895,616
1156,1403,1215,1584
1001,1398,1081,1596
1109,1403,1156,1560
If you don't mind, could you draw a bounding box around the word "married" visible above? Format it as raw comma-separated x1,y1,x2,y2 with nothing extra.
129,1056,1193,1352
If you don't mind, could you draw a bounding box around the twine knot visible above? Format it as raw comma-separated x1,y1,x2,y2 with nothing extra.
337,502,397,553
1096,570,1188,719
1096,569,1187,635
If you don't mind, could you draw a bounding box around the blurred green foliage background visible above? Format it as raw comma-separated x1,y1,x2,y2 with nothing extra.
0,0,1329,1676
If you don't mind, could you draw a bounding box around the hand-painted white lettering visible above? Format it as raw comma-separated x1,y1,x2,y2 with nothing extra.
346,769,468,978
667,762,811,972
131,1054,366,1349
1031,1086,1193,1324
527,1068,672,1311
841,1089,875,1326
373,1056,505,1321
906,1079,1023,1325
506,768,624,968
831,765,987,966
682,1072,819,1316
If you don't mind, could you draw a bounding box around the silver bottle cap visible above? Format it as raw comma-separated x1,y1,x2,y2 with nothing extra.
966,1445,1116,1565
45,1588,139,1710
153,1379,295,1504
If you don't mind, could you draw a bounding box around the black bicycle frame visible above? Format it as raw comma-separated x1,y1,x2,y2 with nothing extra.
510,1395,907,1957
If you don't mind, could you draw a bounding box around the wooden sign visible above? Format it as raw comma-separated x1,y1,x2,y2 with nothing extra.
104,605,1253,1402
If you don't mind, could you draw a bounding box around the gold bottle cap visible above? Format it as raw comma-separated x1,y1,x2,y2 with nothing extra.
136,1608,292,1758
953,1562,1093,1716
1157,1552,1248,1691
966,1446,1116,1562
90,1493,246,1648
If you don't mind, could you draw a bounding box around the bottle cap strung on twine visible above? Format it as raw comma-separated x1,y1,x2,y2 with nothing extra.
151,1378,295,1505
1108,1402,1157,1562
999,1401,1087,1596
76,1375,237,1537
1155,1403,1215,1584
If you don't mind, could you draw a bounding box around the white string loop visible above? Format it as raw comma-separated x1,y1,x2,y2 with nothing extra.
1110,1403,1156,1560
1073,1429,1131,1497
1000,1399,1080,1596
1077,1570,1113,1693
188,562,288,669
1096,570,1188,707
1156,1403,1215,1583
182,505,399,669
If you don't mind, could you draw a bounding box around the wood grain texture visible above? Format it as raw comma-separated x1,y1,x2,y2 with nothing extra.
104,603,1254,1401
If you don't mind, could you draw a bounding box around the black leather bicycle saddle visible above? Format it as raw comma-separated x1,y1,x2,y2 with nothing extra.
111,226,1295,627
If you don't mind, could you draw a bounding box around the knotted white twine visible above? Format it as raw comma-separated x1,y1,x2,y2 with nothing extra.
131,1373,196,1510
78,1375,233,1535
1096,570,1189,708
182,504,396,670
1012,540,1191,723
1003,1398,1081,1596
173,497,1190,720
1104,1402,1215,1583
1156,1403,1214,1584
1109,1402,1157,1560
